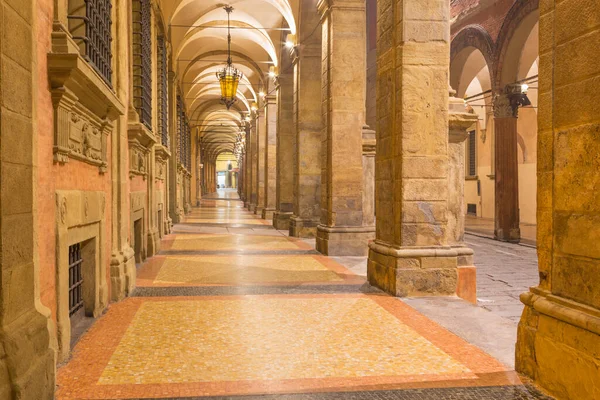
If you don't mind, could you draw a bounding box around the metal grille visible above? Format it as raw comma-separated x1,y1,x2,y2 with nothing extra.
67,0,113,86
68,243,84,317
132,0,152,129
158,36,169,147
468,130,476,176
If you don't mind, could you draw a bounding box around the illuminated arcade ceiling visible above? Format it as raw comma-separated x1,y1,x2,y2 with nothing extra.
163,0,299,158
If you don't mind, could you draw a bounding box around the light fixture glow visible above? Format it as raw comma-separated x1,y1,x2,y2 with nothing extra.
259,91,265,97
268,71,276,78
521,84,529,93
216,6,243,109
285,40,294,48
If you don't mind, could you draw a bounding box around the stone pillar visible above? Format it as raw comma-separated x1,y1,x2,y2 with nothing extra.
247,119,258,210
362,126,376,228
367,0,458,297
243,126,252,206
273,46,295,230
0,0,55,397
262,94,278,220
316,0,374,256
493,90,520,243
254,107,266,215
516,3,600,398
289,0,322,238
448,94,479,304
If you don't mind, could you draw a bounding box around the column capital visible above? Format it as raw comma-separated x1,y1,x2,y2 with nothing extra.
317,0,365,18
494,83,531,118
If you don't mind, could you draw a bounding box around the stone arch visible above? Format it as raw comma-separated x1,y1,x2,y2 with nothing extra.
451,25,496,89
494,0,539,88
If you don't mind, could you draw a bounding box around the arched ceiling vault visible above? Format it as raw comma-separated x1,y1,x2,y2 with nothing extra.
163,0,298,160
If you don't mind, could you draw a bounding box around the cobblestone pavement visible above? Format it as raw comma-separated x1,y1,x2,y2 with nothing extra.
124,385,552,400
56,190,551,400
465,234,539,323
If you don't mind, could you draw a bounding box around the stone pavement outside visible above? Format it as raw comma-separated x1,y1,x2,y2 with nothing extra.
465,216,537,246
56,189,550,400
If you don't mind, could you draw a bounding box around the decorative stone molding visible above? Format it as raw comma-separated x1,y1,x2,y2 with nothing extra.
55,190,108,362
48,24,125,172
128,122,157,179
154,145,170,182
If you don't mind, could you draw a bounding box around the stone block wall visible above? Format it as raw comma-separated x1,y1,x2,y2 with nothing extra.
515,1,600,398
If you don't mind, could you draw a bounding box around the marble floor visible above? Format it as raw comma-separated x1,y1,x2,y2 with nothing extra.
56,189,552,400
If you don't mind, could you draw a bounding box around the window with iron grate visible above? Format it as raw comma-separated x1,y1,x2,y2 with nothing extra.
468,130,476,176
67,0,113,86
68,243,84,318
157,36,169,147
132,0,152,130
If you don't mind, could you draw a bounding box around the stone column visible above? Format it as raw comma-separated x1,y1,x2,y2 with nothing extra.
247,119,258,210
316,0,374,256
273,46,295,229
367,0,458,297
516,3,600,398
254,107,266,215
243,126,252,206
289,0,323,238
448,93,479,304
262,94,278,220
362,126,376,228
493,89,520,243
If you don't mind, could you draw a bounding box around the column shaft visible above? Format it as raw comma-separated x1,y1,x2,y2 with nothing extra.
493,97,520,242
262,95,278,220
273,46,295,229
254,109,267,214
368,0,457,297
316,0,374,256
290,0,323,238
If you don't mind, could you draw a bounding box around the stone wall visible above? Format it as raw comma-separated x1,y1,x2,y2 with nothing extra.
516,1,600,398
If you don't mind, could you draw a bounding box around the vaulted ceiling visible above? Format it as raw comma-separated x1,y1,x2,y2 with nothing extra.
162,0,299,158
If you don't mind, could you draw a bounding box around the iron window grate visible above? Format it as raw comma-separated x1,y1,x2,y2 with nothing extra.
68,243,84,317
468,130,476,176
67,0,113,86
158,36,169,147
132,0,152,130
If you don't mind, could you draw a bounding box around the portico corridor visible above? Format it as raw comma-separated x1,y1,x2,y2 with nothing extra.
56,189,550,400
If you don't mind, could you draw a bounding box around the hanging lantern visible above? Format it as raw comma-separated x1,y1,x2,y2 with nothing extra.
216,6,243,109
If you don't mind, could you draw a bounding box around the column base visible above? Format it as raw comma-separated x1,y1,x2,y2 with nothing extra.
0,309,55,400
517,289,600,400
273,211,293,230
254,206,264,215
289,215,319,238
494,227,521,243
247,203,256,212
316,225,375,256
110,246,136,302
146,228,160,258
367,241,461,297
261,208,276,220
